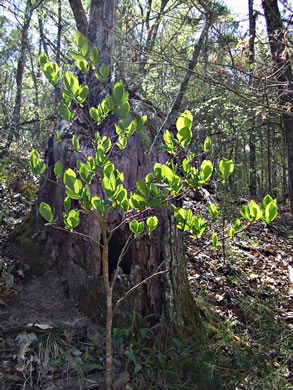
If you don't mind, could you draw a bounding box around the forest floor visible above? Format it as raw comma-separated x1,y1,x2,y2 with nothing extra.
0,153,292,390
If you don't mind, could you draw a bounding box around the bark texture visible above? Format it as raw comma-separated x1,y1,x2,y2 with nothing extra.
262,0,293,211
33,116,187,326
69,0,88,36
11,0,198,332
248,0,257,198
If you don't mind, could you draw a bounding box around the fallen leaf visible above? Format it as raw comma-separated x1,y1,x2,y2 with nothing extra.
210,263,217,271
216,293,225,302
27,323,53,330
19,342,31,357
2,285,11,296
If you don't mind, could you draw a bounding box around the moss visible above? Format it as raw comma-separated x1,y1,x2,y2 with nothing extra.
139,128,153,150
10,212,49,278
10,213,34,239
165,284,225,390
79,289,138,329
22,184,37,201
79,292,107,325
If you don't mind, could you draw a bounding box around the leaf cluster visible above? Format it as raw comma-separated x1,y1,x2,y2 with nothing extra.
31,31,278,252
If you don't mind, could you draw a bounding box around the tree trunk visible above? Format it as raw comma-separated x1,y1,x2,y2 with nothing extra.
28,42,41,140
55,0,62,108
248,0,257,198
249,132,257,197
267,124,272,195
150,17,212,152
69,0,88,36
25,0,198,331
262,0,293,212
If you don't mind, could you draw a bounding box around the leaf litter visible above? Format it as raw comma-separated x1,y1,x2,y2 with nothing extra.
184,192,293,389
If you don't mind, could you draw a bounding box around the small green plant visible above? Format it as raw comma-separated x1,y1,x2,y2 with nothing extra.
37,331,69,372
31,31,278,390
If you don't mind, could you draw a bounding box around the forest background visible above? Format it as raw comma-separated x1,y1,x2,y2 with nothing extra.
0,0,292,389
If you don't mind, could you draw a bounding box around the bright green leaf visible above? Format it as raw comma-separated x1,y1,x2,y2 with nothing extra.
76,59,89,74
200,160,213,182
176,111,193,131
64,197,71,216
56,130,61,143
202,137,211,152
39,202,54,223
38,52,48,65
136,180,149,198
54,160,63,180
64,72,79,97
72,135,80,152
58,101,74,121
75,31,89,58
146,216,158,234
219,159,234,180
89,46,100,66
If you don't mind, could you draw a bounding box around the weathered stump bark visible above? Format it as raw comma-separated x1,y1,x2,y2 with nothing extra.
31,114,191,327
9,0,201,331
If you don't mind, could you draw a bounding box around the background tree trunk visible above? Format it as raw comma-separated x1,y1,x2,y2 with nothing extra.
248,0,257,198
262,0,293,212
150,17,212,152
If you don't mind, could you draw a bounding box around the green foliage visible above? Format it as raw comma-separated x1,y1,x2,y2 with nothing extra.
260,195,278,225
30,31,280,389
240,197,277,224
31,77,278,246
209,203,219,221
30,150,45,176
64,209,80,232
111,309,223,389
72,134,79,152
172,206,207,238
56,130,61,143
32,30,279,279
146,216,158,234
39,202,54,224
210,232,219,250
54,160,63,181
129,220,145,237
176,110,193,148
58,101,74,121
75,31,89,58
199,160,213,183
96,64,110,83
38,54,61,85
219,158,234,181
201,137,212,152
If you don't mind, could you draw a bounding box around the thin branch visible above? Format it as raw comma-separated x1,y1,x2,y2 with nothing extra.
0,116,57,132
68,0,88,36
54,226,102,247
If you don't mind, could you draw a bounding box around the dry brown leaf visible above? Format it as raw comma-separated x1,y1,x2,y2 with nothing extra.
2,285,11,296
19,342,31,356
216,293,225,302
209,263,217,271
